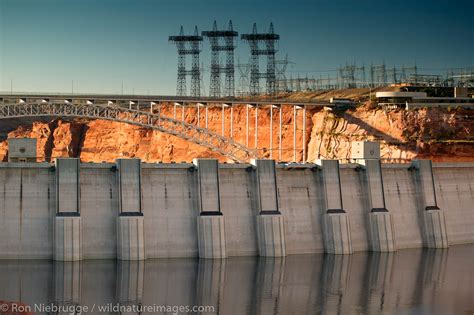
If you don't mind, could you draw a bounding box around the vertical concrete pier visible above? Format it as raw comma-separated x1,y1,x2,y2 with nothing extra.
55,158,83,261
412,160,448,248
116,159,145,260
194,159,226,259
353,142,395,252
362,159,396,252
317,160,353,255
251,159,286,257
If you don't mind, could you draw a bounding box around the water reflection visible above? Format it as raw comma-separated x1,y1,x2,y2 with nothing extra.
196,259,225,314
116,261,144,315
320,254,351,313
53,261,82,312
0,245,472,315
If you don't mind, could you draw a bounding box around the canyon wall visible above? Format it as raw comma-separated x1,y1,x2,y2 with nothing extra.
0,103,472,163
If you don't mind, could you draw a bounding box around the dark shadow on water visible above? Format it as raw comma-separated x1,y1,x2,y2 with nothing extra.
0,245,473,315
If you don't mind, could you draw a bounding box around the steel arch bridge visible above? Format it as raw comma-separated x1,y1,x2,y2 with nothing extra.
0,102,255,162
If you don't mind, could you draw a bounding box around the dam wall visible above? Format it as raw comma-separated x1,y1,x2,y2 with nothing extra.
0,161,472,259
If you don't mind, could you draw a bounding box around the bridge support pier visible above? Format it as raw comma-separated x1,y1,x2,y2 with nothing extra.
412,160,448,248
54,158,83,261
194,159,227,259
359,159,396,252
116,159,146,260
317,160,353,255
252,160,286,257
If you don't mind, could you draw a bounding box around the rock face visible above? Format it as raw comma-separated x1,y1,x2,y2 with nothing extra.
0,120,58,161
307,106,473,163
0,103,472,163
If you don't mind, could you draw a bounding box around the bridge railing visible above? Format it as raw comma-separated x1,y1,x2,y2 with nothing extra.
0,102,257,163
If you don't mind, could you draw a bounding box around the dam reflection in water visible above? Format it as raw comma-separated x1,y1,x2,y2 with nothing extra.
0,245,472,315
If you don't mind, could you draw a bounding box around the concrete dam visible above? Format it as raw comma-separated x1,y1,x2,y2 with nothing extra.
0,145,473,260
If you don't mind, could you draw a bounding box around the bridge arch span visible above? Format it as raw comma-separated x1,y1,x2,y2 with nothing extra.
0,102,255,162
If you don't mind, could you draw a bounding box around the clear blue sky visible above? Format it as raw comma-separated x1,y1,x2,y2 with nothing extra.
0,0,472,95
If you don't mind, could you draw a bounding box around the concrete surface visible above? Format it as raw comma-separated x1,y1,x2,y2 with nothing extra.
257,214,286,257
317,160,353,254
323,213,353,254
194,159,227,258
251,160,286,257
369,212,396,252
197,215,226,259
7,138,37,162
117,158,142,214
194,159,221,213
117,215,145,260
359,159,396,252
423,210,449,248
251,159,279,213
0,161,473,259
56,158,80,214
54,216,83,261
412,159,449,248
317,160,344,211
361,159,387,212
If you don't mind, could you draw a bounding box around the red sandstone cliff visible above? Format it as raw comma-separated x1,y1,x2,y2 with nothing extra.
307,105,473,162
0,90,472,163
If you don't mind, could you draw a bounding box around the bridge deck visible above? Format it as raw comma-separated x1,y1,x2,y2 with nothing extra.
0,93,332,107
0,94,333,163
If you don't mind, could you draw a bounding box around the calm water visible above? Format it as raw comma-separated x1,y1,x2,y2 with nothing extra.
0,245,473,315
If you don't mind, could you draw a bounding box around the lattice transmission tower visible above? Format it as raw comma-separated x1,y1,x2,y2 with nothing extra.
169,26,203,97
275,54,294,92
241,23,280,95
370,63,388,87
237,58,251,96
202,20,238,97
